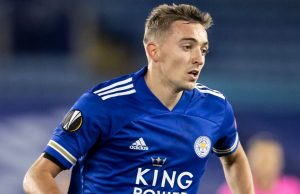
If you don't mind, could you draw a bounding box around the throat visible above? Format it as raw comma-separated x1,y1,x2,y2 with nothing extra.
162,92,183,111
144,74,183,111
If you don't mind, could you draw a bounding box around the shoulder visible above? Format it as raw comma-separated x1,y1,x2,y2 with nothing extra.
192,83,228,110
71,73,137,116
90,73,136,101
186,83,232,123
194,83,225,101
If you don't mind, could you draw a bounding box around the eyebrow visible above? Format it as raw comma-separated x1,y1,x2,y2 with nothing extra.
179,38,209,47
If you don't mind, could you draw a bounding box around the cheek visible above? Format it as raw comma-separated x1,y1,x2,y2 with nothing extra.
159,47,191,75
169,51,190,68
162,52,185,68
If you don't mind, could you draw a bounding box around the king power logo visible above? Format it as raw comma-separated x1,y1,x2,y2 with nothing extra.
133,168,193,194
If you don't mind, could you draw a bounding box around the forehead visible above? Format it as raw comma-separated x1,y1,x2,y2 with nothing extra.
166,20,208,42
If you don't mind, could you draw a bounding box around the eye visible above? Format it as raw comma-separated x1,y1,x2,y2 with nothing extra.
182,45,192,51
201,48,209,56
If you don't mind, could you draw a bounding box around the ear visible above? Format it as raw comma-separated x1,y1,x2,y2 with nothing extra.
145,42,159,62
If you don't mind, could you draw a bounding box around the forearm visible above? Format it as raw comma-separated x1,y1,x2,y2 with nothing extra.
221,145,254,194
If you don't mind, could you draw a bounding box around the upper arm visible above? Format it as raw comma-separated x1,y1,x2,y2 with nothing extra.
213,100,239,157
220,143,245,167
26,154,63,179
23,154,64,194
44,92,110,169
219,143,255,194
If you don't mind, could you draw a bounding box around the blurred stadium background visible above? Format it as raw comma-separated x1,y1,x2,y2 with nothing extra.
0,0,299,193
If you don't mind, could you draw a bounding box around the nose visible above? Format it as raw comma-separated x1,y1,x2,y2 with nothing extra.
192,48,205,66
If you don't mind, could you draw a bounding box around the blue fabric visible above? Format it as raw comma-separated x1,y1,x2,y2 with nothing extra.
44,67,238,193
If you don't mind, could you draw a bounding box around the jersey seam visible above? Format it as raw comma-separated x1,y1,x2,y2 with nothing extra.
218,99,228,132
213,99,236,153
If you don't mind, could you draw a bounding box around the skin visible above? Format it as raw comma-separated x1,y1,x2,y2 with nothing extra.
23,154,62,194
248,141,283,190
23,19,254,194
145,20,254,194
144,20,208,110
220,144,255,194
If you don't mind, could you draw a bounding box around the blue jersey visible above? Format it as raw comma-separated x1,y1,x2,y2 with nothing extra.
44,67,239,194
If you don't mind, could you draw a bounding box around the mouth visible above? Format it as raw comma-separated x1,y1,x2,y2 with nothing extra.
188,70,199,79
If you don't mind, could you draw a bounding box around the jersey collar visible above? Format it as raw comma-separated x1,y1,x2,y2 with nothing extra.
132,66,193,114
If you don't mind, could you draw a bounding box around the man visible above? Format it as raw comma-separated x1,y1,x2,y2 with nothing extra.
218,133,300,194
23,4,254,194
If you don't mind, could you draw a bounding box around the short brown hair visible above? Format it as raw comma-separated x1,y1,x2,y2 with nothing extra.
144,4,213,44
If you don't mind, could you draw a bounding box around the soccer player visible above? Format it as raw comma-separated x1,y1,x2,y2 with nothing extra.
23,4,254,194
217,133,300,194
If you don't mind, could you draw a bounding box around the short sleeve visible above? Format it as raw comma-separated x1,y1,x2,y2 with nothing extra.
44,92,110,169
212,99,239,157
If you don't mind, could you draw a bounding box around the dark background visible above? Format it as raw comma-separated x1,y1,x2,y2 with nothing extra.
0,0,299,193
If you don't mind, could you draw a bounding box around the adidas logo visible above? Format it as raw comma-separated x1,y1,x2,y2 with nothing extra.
129,137,149,150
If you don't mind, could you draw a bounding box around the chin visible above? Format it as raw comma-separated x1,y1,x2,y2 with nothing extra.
183,82,196,91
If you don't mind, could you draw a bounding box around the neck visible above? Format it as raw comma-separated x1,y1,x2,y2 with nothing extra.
144,67,183,111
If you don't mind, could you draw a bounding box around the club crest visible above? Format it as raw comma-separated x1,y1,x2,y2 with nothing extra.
194,136,211,158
